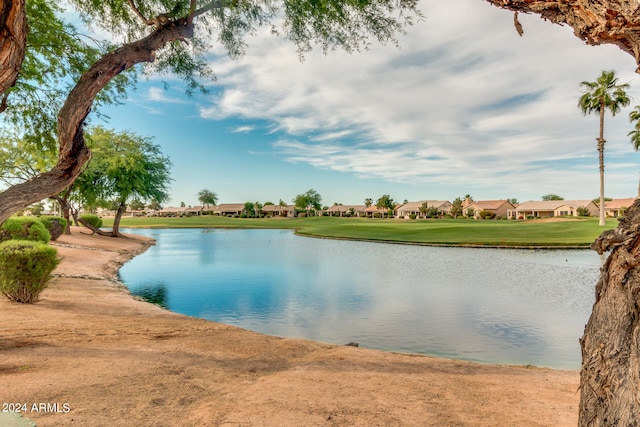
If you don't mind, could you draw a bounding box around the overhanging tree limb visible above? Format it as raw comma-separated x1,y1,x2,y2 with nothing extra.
0,0,26,98
484,0,640,71
0,17,194,224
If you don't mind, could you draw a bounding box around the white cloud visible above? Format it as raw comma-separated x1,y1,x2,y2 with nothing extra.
147,87,188,104
228,125,256,133
197,0,639,200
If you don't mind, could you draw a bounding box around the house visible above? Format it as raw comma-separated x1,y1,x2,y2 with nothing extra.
155,206,187,217
363,205,391,218
326,205,367,217
262,204,296,217
511,200,598,219
604,198,636,218
184,205,205,216
213,203,245,216
396,200,452,219
462,199,515,219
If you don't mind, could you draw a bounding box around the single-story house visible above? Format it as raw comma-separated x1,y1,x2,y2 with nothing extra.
184,205,205,216
213,204,245,216
326,205,367,217
604,198,636,218
364,205,392,218
262,204,296,217
155,206,187,217
510,200,598,219
396,200,452,219
462,199,515,219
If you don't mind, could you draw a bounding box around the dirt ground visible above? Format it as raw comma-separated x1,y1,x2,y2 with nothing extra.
0,228,580,426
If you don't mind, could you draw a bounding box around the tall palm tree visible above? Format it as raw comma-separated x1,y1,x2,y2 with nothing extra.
629,106,640,150
578,70,630,226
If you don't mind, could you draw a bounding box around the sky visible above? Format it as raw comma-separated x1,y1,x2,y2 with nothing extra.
96,0,640,207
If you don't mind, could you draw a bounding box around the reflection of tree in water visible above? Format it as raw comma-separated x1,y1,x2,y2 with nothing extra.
133,284,169,309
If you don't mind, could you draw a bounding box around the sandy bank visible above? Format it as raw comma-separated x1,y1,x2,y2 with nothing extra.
0,228,579,426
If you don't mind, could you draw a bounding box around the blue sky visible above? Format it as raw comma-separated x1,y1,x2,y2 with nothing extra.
97,0,639,207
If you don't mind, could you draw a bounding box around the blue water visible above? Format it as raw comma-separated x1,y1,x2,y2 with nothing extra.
118,228,602,369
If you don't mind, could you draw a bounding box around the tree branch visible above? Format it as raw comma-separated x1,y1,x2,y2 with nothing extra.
485,0,640,71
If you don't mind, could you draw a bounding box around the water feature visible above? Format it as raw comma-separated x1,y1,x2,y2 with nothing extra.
118,228,602,369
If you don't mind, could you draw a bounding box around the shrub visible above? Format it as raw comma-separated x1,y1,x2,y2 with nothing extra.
409,214,417,220
479,210,496,220
0,217,51,243
576,206,591,217
0,240,60,303
80,214,103,229
39,216,67,241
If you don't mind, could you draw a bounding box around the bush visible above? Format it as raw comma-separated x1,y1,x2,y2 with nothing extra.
479,210,496,220
409,214,417,220
0,240,60,303
576,206,591,217
0,217,51,243
80,214,103,229
39,216,67,241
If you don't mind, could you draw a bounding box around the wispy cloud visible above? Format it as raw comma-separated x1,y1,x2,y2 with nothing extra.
228,125,256,133
196,0,638,200
147,87,188,104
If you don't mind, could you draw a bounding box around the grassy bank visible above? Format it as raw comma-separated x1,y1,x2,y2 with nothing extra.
102,215,618,247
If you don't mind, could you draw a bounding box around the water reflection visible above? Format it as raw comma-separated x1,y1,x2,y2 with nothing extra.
132,283,169,309
119,228,601,369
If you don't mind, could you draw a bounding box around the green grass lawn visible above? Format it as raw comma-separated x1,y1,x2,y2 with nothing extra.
103,215,618,247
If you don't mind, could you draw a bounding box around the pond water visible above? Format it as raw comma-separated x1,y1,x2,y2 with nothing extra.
118,228,602,369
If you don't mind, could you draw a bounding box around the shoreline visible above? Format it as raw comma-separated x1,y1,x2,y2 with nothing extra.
294,230,594,250
0,228,580,426
118,224,595,249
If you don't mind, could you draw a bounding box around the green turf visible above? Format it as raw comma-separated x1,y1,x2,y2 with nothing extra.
102,215,618,247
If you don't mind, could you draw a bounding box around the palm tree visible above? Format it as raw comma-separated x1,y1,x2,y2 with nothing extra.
629,106,640,150
578,70,630,226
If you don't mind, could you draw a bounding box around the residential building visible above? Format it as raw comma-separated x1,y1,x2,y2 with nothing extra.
462,199,515,219
396,200,452,218
604,198,636,218
326,205,367,217
213,204,245,216
511,200,598,219
262,204,296,217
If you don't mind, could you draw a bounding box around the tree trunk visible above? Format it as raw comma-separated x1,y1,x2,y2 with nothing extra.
111,201,127,238
0,17,195,225
582,199,640,425
598,104,606,227
50,195,73,235
484,0,640,72
0,0,26,108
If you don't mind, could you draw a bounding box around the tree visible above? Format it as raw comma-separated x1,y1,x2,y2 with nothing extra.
293,189,322,216
375,194,394,218
541,194,564,201
419,201,429,218
197,189,218,209
0,0,421,225
2,1,133,154
450,197,463,218
74,127,172,237
364,198,373,208
628,105,640,151
0,0,27,101
578,70,630,226
507,198,519,205
243,202,254,217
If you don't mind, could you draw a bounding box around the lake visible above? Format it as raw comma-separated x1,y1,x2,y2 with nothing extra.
118,228,602,369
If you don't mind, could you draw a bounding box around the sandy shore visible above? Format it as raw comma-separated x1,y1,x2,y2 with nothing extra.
0,229,580,426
